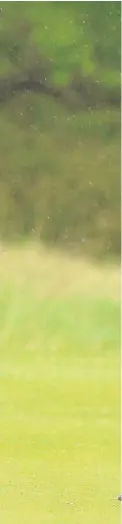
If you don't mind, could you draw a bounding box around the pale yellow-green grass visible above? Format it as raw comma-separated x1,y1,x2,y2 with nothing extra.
0,245,120,523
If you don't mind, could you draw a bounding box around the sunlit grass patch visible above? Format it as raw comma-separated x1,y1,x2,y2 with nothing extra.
0,246,120,523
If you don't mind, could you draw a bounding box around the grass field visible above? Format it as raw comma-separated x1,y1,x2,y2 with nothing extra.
0,244,120,523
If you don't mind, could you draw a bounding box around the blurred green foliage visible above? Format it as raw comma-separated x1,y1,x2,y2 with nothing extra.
0,2,120,258
0,2,120,88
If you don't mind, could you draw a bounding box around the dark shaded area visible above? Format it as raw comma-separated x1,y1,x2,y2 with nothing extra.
0,74,120,109
0,2,121,258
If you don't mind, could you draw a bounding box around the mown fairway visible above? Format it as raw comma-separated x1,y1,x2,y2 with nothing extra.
0,245,120,524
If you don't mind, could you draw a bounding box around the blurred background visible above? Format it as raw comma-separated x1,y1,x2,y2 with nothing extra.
0,1,120,259
0,3,121,524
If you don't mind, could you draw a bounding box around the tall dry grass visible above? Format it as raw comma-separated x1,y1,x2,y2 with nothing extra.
0,242,120,301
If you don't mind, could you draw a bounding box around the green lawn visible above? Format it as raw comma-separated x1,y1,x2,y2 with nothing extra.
0,245,120,523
